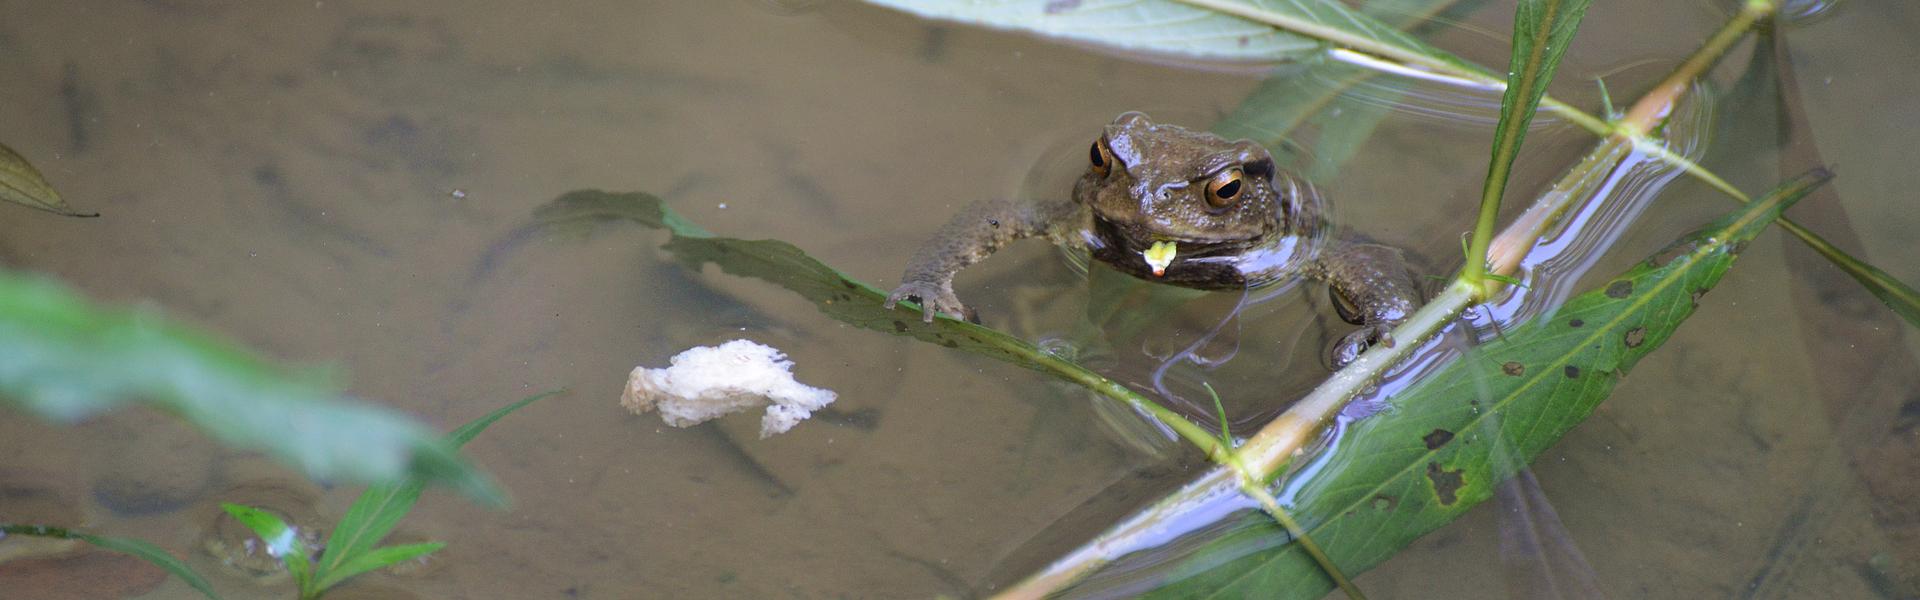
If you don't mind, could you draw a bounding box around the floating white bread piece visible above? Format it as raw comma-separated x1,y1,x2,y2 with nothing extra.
621,340,837,438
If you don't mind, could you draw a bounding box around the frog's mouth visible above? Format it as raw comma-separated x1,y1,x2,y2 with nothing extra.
1087,215,1263,290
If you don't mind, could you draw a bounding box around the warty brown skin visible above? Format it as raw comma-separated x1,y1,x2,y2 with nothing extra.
885,112,1421,367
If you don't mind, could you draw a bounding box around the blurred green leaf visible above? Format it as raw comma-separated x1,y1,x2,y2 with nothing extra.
0,271,502,506
1125,169,1829,598
1,523,223,600
317,391,559,591
0,142,94,217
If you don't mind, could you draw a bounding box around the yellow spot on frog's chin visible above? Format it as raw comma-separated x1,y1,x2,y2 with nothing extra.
1143,241,1177,277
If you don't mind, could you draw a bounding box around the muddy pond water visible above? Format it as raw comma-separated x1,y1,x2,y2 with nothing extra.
1,1,1917,598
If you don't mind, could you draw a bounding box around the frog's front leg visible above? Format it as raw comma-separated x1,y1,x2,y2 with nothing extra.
886,197,1084,322
1309,240,1424,368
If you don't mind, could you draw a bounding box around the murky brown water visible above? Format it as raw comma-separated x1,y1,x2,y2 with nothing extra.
1,1,1916,598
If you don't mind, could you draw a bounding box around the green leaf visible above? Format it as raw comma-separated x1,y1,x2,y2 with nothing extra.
312,542,445,593
1464,0,1592,287
0,270,502,506
1127,169,1830,598
0,142,95,217
317,391,559,588
1,523,223,600
219,503,315,595
862,0,1322,63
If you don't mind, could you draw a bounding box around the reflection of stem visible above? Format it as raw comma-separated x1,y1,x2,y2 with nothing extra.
998,332,1228,458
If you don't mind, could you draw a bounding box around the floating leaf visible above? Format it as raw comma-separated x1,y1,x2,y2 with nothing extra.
0,142,94,217
864,0,1490,81
0,271,502,506
863,0,1322,63
1112,169,1830,598
0,524,223,600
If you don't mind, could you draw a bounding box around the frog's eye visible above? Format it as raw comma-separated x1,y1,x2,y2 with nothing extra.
1090,138,1116,177
1205,167,1246,208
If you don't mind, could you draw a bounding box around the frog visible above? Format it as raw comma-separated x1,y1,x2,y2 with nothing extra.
883,111,1423,368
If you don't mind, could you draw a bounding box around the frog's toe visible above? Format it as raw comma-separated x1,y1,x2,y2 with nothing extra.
1331,336,1366,369
1331,324,1400,369
887,281,965,323
1330,327,1375,369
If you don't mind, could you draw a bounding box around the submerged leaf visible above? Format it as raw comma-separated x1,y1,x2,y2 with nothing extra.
313,542,445,593
0,271,502,505
1117,169,1830,598
535,190,1052,371
0,524,223,600
0,142,95,217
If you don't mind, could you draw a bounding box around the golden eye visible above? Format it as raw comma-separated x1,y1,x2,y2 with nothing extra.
1090,139,1115,177
1205,167,1245,208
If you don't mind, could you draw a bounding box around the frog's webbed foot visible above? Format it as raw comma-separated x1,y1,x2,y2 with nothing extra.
886,278,971,323
1331,323,1397,369
1317,240,1422,370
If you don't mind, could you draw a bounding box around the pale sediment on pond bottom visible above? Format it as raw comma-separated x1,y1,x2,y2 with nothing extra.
621,339,837,438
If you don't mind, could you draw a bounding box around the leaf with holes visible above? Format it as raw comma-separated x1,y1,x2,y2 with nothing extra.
1071,169,1828,598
